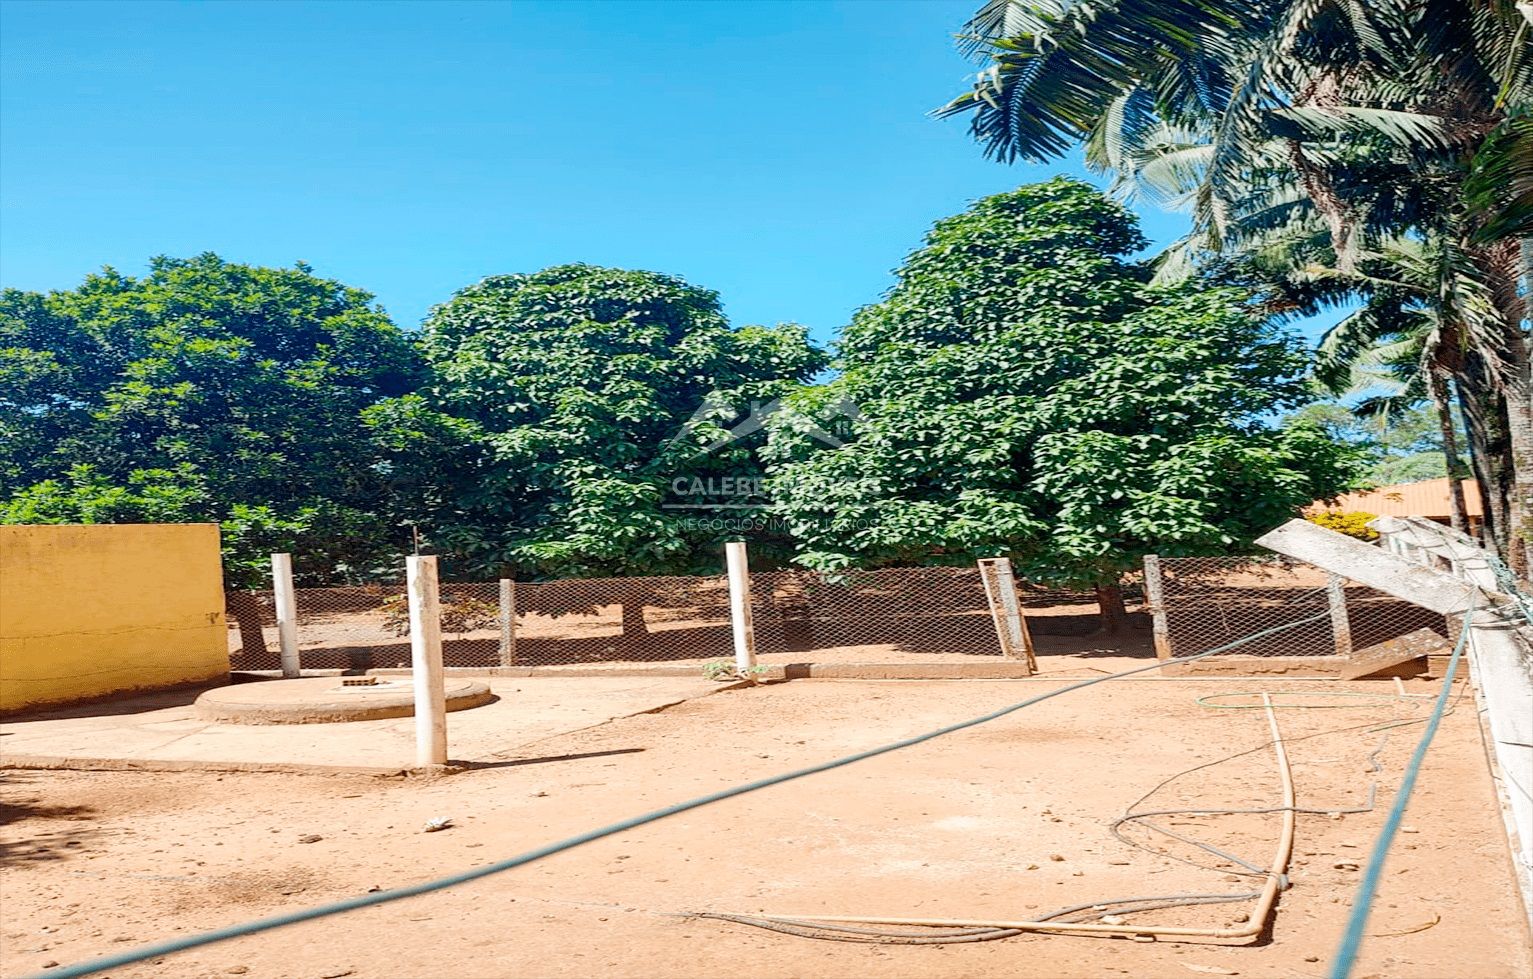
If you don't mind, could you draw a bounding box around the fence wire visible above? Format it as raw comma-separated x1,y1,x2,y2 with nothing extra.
753,567,1003,658
1342,581,1449,652
227,575,736,670
1154,555,1445,659
512,574,733,666
227,583,411,671
226,565,1127,671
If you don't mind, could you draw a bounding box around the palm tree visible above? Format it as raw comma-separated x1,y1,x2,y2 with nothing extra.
940,0,1532,567
1305,238,1481,533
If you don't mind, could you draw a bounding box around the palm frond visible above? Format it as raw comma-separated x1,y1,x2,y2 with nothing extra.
936,0,1260,162
956,0,1061,59
1465,113,1533,242
1265,105,1466,150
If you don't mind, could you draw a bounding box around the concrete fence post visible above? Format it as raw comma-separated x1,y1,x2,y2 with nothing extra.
498,578,517,667
408,555,448,767
270,552,300,678
1143,554,1173,661
1327,572,1354,658
724,541,758,677
978,557,1036,673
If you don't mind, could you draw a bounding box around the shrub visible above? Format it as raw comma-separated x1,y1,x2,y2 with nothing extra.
1307,510,1378,541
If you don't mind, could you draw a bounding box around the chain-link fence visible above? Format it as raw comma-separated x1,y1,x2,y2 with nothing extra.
514,574,734,666
229,584,396,671
753,567,1001,658
1342,579,1450,652
1149,555,1445,660
226,564,1129,672
227,575,736,670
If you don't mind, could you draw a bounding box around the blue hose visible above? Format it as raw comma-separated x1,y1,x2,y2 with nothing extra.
1326,602,1476,979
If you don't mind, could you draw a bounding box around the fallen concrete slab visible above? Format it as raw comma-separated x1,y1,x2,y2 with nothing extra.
1257,519,1479,614
1466,612,1533,926
1340,627,1446,680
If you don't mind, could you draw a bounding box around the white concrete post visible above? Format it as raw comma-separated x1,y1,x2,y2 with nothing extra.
1259,519,1479,615
408,555,448,767
270,553,300,678
978,558,1036,672
1143,554,1173,661
1326,572,1353,658
498,578,517,667
724,541,758,676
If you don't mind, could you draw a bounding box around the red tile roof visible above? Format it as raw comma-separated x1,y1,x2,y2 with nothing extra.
1307,477,1482,520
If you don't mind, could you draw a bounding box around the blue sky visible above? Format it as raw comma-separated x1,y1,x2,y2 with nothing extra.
0,0,1201,345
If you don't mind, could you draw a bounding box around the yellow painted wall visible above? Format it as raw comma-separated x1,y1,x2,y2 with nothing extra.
0,524,228,713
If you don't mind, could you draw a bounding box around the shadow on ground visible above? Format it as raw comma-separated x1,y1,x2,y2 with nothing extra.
0,686,209,722
0,772,101,865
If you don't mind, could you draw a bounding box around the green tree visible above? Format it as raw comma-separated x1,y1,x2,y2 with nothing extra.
0,254,422,585
940,0,1531,569
376,264,826,615
1280,401,1464,488
763,180,1365,628
1301,236,1488,536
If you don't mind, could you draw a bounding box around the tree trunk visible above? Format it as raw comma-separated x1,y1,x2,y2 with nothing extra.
620,599,650,644
1095,581,1127,635
1502,366,1533,576
1431,370,1470,533
226,590,268,661
1456,355,1514,555
1287,74,1358,273
1481,239,1533,577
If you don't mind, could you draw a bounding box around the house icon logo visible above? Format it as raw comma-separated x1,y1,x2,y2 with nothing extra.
663,392,861,458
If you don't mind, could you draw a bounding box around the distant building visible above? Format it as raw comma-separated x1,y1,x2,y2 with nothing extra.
1307,477,1482,533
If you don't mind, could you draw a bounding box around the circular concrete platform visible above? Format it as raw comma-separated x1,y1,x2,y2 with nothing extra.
194,676,495,725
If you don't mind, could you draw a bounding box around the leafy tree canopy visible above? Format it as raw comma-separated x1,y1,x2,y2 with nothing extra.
941,0,1531,569
764,179,1366,596
377,264,826,578
0,253,422,584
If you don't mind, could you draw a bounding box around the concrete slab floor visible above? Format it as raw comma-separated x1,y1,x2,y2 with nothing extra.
0,675,729,772
194,675,494,724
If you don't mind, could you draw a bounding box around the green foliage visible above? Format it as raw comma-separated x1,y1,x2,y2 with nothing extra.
0,464,208,526
0,254,422,585
0,238,1368,590
1279,401,1454,485
702,659,770,682
1369,452,1448,484
1307,510,1379,541
372,264,826,578
764,180,1368,588
942,0,1531,564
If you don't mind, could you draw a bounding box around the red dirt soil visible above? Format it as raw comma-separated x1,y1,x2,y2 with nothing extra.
2,675,1527,979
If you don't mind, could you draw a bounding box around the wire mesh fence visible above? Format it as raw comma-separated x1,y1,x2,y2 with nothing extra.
223,547,1448,673
513,574,734,666
226,564,1124,672
1150,555,1446,660
227,575,737,671
227,583,412,671
1342,580,1450,652
752,567,1002,658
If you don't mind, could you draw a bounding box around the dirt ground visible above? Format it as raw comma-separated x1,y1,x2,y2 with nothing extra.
3,674,1528,979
